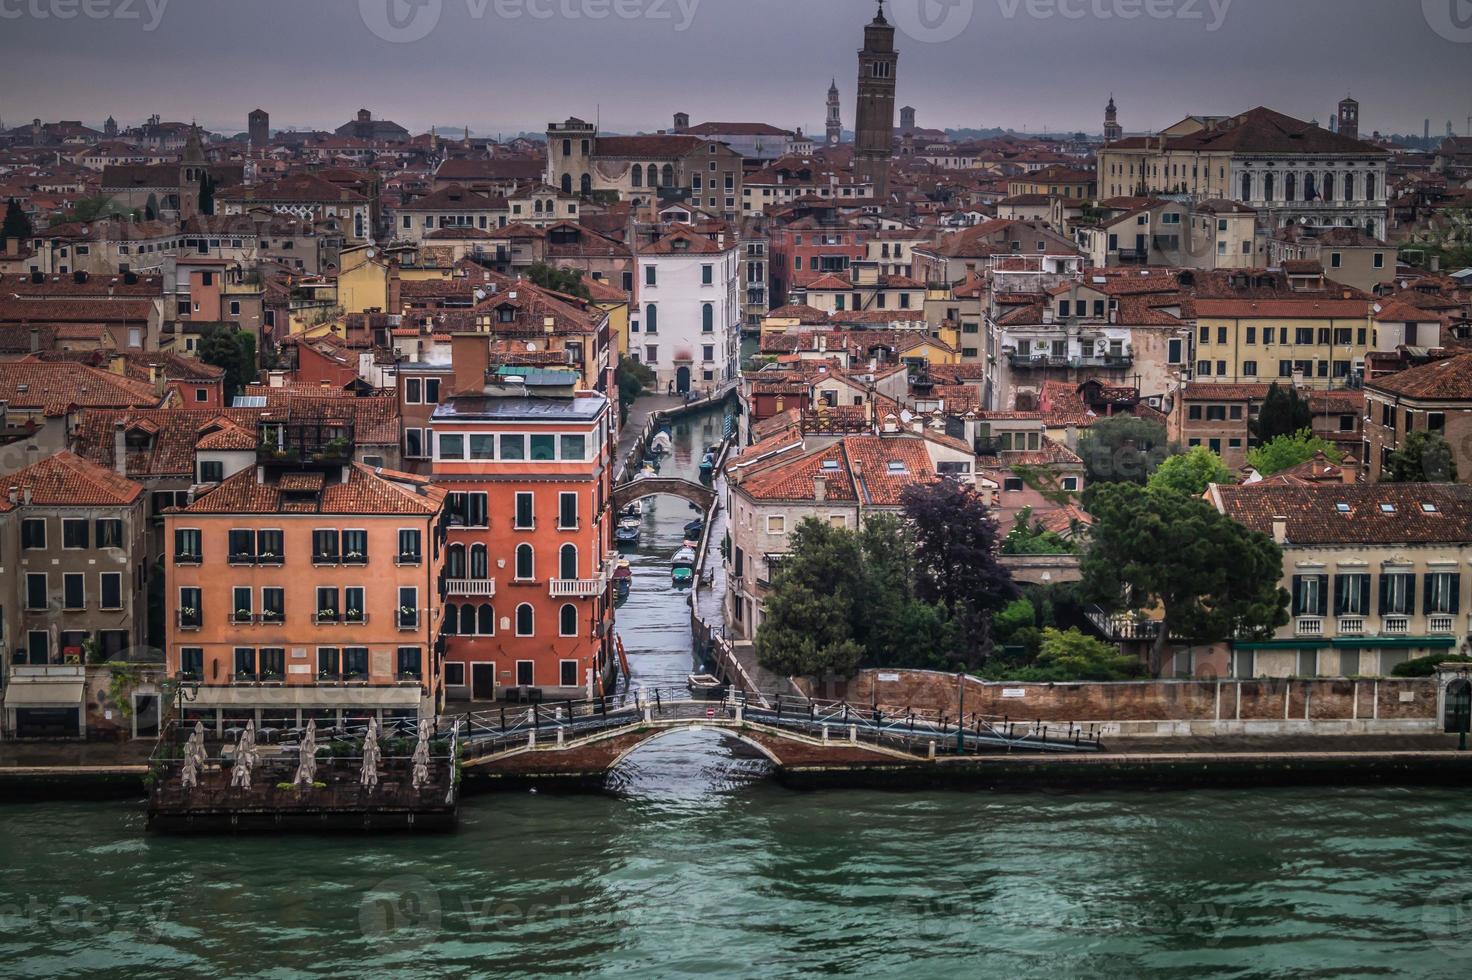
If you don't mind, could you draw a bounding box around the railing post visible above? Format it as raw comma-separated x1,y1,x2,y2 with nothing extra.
822,724,830,745
928,740,937,759
848,725,857,744
654,690,662,714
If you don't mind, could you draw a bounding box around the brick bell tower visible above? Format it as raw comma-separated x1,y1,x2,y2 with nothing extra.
854,1,898,201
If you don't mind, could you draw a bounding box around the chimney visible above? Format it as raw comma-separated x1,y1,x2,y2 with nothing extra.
113,422,128,477
813,474,827,502
452,333,491,394
7,486,17,505
1431,255,1441,273
28,326,40,354
22,485,33,506
1065,424,1079,449
1271,516,1288,545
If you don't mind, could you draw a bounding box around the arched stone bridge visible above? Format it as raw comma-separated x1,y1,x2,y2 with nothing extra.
611,476,716,514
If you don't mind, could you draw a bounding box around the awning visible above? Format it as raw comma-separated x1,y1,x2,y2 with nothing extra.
3,678,86,709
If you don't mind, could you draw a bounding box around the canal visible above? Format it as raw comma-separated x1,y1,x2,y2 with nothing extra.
2,402,1470,977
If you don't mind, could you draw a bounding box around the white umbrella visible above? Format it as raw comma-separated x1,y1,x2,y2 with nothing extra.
359,718,381,791
410,722,431,791
231,720,259,792
179,726,201,791
293,720,318,789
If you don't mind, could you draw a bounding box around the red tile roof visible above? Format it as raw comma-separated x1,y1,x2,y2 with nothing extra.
1365,352,1472,401
1213,483,1472,545
0,361,165,413
181,463,444,516
4,451,142,506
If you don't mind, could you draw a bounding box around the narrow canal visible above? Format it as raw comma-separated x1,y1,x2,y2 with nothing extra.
2,401,1471,977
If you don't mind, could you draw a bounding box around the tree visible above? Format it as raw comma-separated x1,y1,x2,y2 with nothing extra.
1148,446,1234,497
1001,507,1075,555
615,359,655,426
198,171,217,216
755,520,866,678
851,514,955,670
2,198,32,241
903,482,1017,667
1077,415,1170,486
526,262,590,300
1383,430,1458,483
60,195,120,224
1082,483,1289,676
1246,429,1343,476
1251,383,1312,444
1033,628,1141,681
198,326,258,402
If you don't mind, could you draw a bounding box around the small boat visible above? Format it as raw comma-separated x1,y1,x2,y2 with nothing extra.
650,431,673,455
671,566,694,588
687,673,724,693
639,463,657,478
698,453,716,477
683,519,705,538
619,504,642,521
615,519,641,546
613,560,633,602
682,538,701,550
672,546,697,568
641,455,662,472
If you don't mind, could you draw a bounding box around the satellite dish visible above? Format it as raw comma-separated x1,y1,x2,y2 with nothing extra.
365,248,376,259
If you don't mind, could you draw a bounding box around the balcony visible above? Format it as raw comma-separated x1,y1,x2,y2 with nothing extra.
1009,353,1134,371
396,611,420,631
550,578,605,598
257,419,356,469
1337,617,1366,636
446,579,496,598
229,612,256,626
1295,618,1324,638
1383,616,1410,635
1086,606,1162,642
1430,615,1456,635
177,610,202,631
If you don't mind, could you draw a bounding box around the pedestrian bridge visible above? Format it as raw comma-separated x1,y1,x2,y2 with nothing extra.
456,690,1104,787
610,477,716,514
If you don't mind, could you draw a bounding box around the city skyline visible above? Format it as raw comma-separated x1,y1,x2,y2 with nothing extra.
0,0,1469,141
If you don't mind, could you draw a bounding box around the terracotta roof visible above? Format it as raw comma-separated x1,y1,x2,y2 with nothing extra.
640,226,732,256
180,463,444,516
1213,483,1472,545
71,409,262,476
1194,298,1370,319
1366,352,1472,401
0,361,165,413
3,451,142,506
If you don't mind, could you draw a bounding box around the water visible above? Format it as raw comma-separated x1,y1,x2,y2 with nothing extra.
4,405,1471,977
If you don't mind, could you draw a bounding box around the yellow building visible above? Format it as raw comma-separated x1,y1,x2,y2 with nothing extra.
582,277,631,359
336,244,394,315
1192,297,1372,387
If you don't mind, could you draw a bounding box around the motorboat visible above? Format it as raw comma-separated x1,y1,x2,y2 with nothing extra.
649,431,673,455
672,547,697,568
687,673,724,693
615,519,641,546
683,518,705,539
671,566,694,588
613,560,633,602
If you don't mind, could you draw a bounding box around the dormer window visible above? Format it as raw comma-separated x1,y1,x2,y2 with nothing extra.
1379,504,1396,514
1421,503,1438,513
886,461,908,476
497,305,516,323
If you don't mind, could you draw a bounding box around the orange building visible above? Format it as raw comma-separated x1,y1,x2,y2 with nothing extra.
163,418,448,734
432,357,615,702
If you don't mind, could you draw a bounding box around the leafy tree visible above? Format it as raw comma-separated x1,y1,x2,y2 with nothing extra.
903,481,1016,667
1077,415,1170,486
852,514,956,670
1001,506,1075,555
993,598,1036,643
198,326,258,402
755,520,866,678
615,359,655,425
60,195,120,223
526,262,590,300
1034,628,1141,681
1246,429,1342,476
2,198,33,240
1383,430,1458,483
1250,383,1312,444
1147,445,1234,497
1082,483,1289,676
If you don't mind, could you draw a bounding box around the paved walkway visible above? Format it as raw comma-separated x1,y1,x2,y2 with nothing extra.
0,740,154,770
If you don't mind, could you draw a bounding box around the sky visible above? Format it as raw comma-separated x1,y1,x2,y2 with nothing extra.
1,0,1470,140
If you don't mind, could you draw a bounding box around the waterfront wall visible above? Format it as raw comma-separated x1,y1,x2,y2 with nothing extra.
801,669,1445,737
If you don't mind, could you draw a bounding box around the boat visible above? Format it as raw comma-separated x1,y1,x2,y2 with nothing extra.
639,463,657,478
687,673,724,693
619,504,642,521
671,566,694,588
672,546,697,568
613,561,633,602
614,519,641,546
698,453,716,477
683,519,705,538
649,431,673,455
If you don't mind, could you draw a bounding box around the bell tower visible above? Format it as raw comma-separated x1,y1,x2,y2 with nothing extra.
1338,96,1360,141
826,79,843,146
854,1,898,200
1104,95,1122,143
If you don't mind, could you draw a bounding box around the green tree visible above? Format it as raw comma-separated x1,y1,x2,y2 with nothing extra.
526,262,591,300
1001,507,1075,555
755,520,866,678
1077,415,1170,486
852,514,955,670
615,359,655,426
144,193,159,222
1246,429,1343,476
993,598,1036,644
1383,430,1458,483
1250,383,1312,444
903,482,1017,667
2,198,33,240
60,195,120,223
1148,445,1234,497
198,326,258,402
1082,484,1289,676
1034,628,1140,681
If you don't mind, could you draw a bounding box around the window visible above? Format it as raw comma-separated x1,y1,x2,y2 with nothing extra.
397,587,419,630
702,264,713,285
516,604,535,637
341,647,368,680
530,435,556,461
470,434,495,461
559,544,578,580
516,544,535,580
405,429,425,458
445,662,466,687
766,515,787,534
1381,573,1413,616
180,648,204,682
398,529,422,564
702,303,714,333
342,530,368,564
560,658,579,686
1426,573,1460,616
560,434,585,460
439,434,465,460
179,587,202,628
25,573,48,611
500,434,526,461
234,648,257,681
62,519,89,549
516,660,535,686
21,518,46,550
645,265,657,286
259,649,285,682
312,529,340,564
100,572,122,611
316,587,340,624
560,604,578,638
1003,478,1025,492
559,492,579,530
63,573,85,611
397,647,422,681
1335,574,1370,617
1292,575,1328,617
515,492,535,529
198,460,224,483
1242,361,1258,377
261,588,284,623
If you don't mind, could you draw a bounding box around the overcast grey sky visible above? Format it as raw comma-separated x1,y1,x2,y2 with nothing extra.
1,0,1470,139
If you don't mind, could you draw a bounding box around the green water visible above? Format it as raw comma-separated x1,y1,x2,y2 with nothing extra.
1,772,1471,978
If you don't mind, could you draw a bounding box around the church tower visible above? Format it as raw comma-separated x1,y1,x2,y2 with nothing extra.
854,1,898,201
1103,95,1122,143
1338,96,1360,141
826,79,843,146
178,123,207,220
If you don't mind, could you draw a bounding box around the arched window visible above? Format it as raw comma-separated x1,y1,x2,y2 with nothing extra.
516,603,534,636
1322,173,1334,203
561,173,573,194
631,165,643,188
661,164,674,187
516,544,534,581
446,543,466,579
470,544,488,580
560,603,578,637
460,603,477,634
1303,173,1317,202
559,543,578,581
645,304,658,333
444,605,459,635
1263,173,1275,202
534,199,543,214
580,174,592,196
1241,172,1252,201
648,164,659,187
477,604,496,636
1365,173,1376,201
1284,172,1296,202
1342,173,1355,202
702,303,714,333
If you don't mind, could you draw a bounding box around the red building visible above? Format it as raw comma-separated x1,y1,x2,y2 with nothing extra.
431,346,615,702
767,218,869,307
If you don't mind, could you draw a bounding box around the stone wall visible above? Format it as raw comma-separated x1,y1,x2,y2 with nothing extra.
800,669,1443,737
